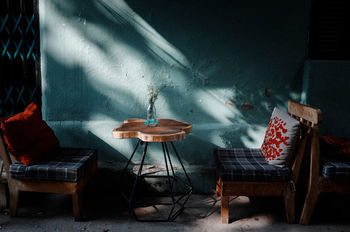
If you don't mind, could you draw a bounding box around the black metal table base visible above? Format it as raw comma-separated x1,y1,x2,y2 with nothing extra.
119,139,193,222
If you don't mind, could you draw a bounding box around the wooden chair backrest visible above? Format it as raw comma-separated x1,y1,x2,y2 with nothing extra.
0,117,13,182
287,101,321,183
288,101,321,127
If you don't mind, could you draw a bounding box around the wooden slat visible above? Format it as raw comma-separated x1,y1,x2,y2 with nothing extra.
291,130,309,183
284,186,295,224
288,101,321,125
319,177,350,193
221,196,229,224
299,126,321,225
222,182,287,196
17,180,78,194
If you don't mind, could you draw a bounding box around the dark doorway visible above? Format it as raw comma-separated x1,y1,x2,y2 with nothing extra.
308,0,350,59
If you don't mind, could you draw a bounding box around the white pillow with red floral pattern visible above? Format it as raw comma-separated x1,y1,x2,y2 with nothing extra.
261,107,300,167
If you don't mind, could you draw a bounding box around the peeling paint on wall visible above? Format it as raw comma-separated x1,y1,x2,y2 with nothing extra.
241,102,254,111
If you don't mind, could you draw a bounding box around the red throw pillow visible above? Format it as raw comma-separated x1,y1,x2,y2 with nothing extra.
1,102,59,165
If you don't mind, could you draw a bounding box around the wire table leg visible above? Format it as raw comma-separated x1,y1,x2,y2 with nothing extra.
129,142,148,220
171,142,193,189
118,139,141,184
161,142,176,220
121,141,192,222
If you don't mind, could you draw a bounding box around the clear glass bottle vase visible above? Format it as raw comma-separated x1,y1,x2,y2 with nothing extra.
146,103,158,127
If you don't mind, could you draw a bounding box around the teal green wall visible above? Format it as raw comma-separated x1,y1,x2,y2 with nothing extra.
40,0,310,192
303,60,350,137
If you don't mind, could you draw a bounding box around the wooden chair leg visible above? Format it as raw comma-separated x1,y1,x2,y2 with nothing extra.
87,171,97,194
216,178,222,197
299,189,320,225
284,187,295,224
72,189,83,221
90,162,97,185
221,196,229,224
0,183,8,209
9,187,19,217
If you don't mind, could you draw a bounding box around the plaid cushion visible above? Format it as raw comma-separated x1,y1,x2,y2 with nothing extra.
215,148,291,182
9,148,97,182
322,161,350,179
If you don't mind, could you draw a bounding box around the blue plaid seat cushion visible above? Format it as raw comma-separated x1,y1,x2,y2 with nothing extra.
9,148,97,182
215,148,291,182
322,161,350,179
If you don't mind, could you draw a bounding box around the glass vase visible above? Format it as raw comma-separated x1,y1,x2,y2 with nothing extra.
146,103,158,127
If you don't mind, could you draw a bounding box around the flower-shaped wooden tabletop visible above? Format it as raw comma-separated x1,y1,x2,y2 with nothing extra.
112,119,192,142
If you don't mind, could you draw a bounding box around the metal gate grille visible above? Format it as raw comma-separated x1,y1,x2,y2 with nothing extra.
0,0,41,117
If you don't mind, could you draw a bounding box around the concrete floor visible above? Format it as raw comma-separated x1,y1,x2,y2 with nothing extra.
0,191,349,232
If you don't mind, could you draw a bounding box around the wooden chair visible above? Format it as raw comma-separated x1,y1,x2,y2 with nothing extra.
215,101,321,224
299,119,350,224
0,118,97,221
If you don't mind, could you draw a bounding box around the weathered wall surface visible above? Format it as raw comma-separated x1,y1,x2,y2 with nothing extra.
40,0,310,192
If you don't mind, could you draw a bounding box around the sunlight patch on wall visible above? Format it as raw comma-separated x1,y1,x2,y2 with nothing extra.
43,1,155,104
83,119,137,158
43,7,81,66
96,0,190,69
43,0,192,112
240,125,266,148
194,88,243,124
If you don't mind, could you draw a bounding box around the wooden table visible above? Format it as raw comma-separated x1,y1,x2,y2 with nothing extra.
113,118,193,222
113,118,192,142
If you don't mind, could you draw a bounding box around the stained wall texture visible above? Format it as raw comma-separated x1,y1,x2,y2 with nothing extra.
40,0,310,192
